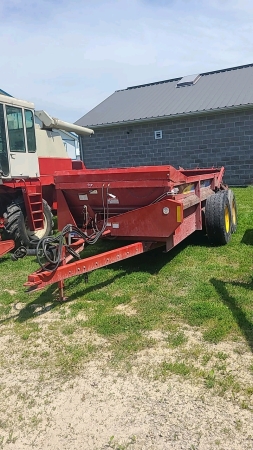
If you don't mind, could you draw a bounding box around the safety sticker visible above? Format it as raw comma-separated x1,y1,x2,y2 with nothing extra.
108,198,119,204
79,194,88,200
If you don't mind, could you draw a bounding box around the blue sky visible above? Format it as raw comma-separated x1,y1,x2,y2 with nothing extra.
0,0,253,122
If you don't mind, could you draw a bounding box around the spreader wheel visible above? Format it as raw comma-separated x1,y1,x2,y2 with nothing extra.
205,192,232,245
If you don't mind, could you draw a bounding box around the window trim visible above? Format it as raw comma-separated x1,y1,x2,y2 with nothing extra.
0,103,9,176
24,109,37,153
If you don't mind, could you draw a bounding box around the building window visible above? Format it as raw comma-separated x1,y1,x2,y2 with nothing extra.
154,130,163,140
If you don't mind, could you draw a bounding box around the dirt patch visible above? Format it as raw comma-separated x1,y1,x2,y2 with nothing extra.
1,359,253,450
0,308,253,449
3,289,17,296
115,303,137,316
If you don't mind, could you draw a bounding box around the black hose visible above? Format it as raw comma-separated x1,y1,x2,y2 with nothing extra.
36,223,106,272
36,186,110,272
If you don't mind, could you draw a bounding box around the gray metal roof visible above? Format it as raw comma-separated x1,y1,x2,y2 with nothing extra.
76,64,253,128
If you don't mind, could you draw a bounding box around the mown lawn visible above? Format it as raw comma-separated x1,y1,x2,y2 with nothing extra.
0,187,253,389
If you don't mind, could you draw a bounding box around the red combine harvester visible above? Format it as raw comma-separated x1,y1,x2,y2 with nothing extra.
0,94,93,257
25,164,237,300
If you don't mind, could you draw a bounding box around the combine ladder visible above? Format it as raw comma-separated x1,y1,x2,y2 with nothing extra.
22,180,44,231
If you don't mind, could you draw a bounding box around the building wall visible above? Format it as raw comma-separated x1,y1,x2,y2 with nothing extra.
81,109,253,185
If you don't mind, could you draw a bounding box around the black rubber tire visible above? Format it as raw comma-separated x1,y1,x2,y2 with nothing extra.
5,197,53,247
205,191,232,245
224,189,237,234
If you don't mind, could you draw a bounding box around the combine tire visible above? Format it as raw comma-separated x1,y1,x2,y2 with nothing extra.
5,198,53,247
205,191,232,245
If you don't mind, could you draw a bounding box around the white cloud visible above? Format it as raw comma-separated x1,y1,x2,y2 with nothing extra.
0,0,253,122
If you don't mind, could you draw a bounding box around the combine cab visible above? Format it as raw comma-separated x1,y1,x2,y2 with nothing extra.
0,94,93,255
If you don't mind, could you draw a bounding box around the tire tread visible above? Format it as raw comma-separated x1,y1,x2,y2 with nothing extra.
205,192,231,245
5,197,53,247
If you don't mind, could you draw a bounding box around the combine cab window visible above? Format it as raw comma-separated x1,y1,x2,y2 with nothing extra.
0,104,9,176
25,109,36,153
6,106,26,152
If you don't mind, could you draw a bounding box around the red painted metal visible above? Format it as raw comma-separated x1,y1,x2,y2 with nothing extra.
25,164,226,297
25,241,152,292
0,240,15,257
0,158,73,193
21,180,44,230
0,156,84,252
38,157,73,174
54,165,222,235
105,199,183,238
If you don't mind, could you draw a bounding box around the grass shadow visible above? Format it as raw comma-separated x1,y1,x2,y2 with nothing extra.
0,285,58,326
61,271,126,303
104,231,212,276
0,255,12,265
15,272,126,323
241,229,253,245
210,278,253,352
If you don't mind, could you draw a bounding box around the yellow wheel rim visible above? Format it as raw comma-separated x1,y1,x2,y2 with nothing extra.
225,205,230,233
232,200,236,225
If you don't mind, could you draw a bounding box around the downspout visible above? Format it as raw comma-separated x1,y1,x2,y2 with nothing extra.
79,135,84,164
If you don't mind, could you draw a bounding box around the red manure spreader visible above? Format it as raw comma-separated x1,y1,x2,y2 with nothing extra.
24,164,237,299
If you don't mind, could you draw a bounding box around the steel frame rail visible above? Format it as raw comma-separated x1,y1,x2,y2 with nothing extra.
24,241,159,300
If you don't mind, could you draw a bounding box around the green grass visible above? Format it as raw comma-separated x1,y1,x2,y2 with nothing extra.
167,330,188,347
158,360,193,377
0,187,253,389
